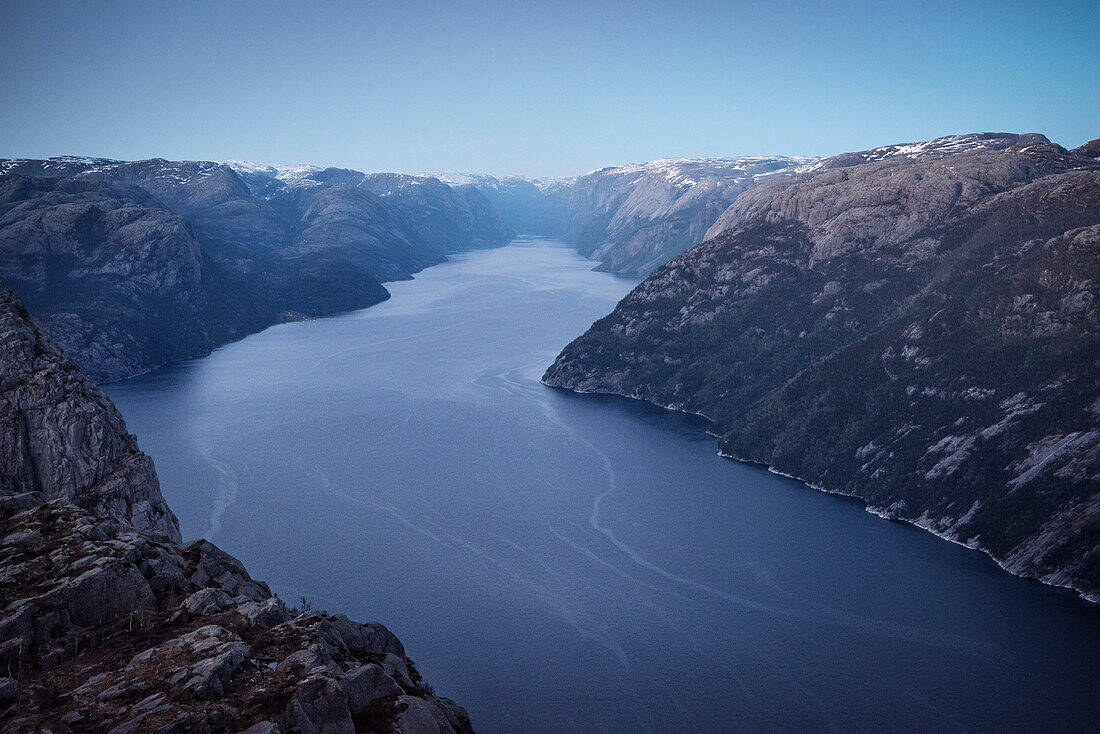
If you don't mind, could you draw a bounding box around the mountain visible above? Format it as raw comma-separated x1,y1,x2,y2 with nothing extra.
229,163,514,255
0,174,280,382
0,282,179,539
267,180,442,282
0,156,513,381
1,157,287,266
435,174,574,236
2,156,445,281
0,281,476,734
358,173,513,251
545,133,1100,602
563,156,813,276
437,158,817,276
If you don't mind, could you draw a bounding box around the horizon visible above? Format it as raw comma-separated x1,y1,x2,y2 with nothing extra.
2,0,1097,177
0,129,1085,181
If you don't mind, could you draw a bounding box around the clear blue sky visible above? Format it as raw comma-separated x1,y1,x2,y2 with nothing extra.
1,0,1097,176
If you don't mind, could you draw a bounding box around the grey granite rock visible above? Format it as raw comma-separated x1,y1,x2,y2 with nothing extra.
340,664,403,715
0,678,17,708
0,285,476,732
565,156,813,275
546,133,1100,603
181,587,233,616
0,283,180,539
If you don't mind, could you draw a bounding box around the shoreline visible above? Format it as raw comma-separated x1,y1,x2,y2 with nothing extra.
542,378,1100,607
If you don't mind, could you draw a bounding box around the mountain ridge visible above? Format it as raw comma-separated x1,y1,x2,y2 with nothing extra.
544,133,1100,603
562,156,814,275
0,156,514,382
0,280,477,733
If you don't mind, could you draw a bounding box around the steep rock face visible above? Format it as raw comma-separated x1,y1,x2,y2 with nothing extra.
1,156,436,280
358,174,513,252
80,159,287,265
435,174,574,236
0,282,179,540
0,286,473,733
565,157,812,275
0,175,272,382
268,182,442,282
0,157,287,266
545,134,1100,602
232,164,514,256
0,157,486,380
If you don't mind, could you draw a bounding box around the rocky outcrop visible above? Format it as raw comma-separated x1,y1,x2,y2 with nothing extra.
545,133,1100,602
0,282,179,540
0,284,474,732
0,497,472,733
564,157,812,275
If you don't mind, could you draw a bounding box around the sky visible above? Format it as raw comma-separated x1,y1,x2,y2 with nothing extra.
1,0,1097,177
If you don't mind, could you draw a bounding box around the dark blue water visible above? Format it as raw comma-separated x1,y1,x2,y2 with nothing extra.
106,237,1100,733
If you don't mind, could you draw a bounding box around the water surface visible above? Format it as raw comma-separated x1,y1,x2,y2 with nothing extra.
108,237,1100,733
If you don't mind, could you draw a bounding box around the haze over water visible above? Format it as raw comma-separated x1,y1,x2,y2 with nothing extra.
107,238,1100,733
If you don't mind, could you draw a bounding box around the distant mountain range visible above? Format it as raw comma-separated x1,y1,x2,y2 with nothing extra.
434,173,575,237
0,152,825,381
545,133,1100,602
0,157,513,381
561,156,814,275
437,157,816,276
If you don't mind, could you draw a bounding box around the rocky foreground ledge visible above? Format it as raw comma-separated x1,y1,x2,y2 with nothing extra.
0,495,471,733
0,281,474,733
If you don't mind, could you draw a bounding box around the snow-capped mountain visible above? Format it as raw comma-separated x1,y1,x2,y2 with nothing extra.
565,156,815,275
435,172,576,193
225,162,513,252
546,133,1100,605
431,173,574,236
802,132,1051,173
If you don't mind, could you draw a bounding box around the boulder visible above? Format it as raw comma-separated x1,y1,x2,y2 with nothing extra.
0,676,19,707
396,695,458,734
339,664,402,715
276,678,355,734
181,587,233,616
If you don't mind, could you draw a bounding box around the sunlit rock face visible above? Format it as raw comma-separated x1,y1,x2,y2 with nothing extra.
546,134,1100,602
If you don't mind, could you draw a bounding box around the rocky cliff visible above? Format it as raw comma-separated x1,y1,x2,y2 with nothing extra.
0,283,475,733
0,174,281,382
230,164,514,256
545,133,1100,602
0,156,516,382
564,157,812,276
0,282,179,541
